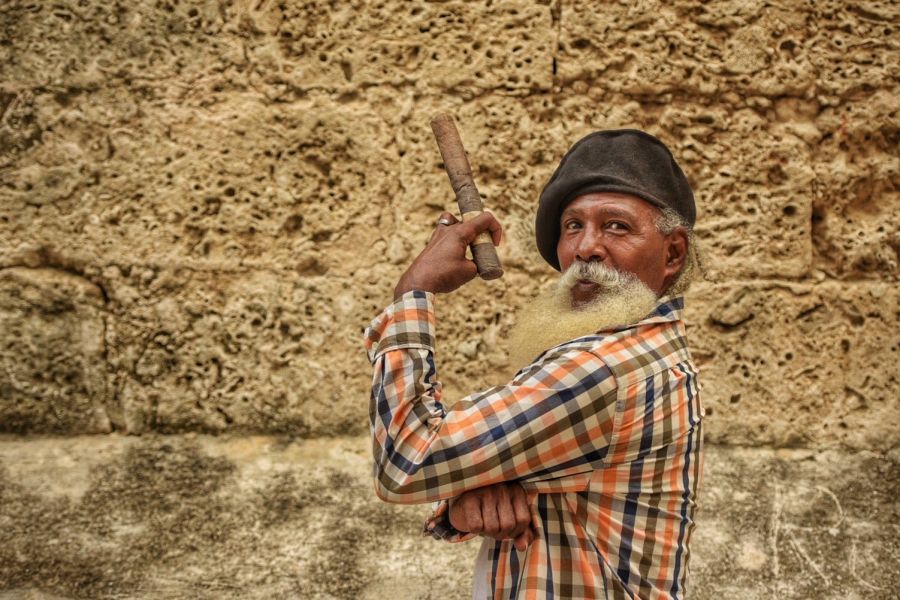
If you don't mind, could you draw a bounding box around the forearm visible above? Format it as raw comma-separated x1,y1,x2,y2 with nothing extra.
366,291,448,503
370,349,451,503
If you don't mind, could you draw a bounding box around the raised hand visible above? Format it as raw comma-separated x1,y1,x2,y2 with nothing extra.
393,211,502,299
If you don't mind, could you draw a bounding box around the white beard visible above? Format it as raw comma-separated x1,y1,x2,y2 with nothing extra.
506,262,658,372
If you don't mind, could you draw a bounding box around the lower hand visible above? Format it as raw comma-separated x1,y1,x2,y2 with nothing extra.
449,482,535,551
394,211,502,299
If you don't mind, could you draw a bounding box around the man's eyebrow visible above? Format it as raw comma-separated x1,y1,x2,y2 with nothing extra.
561,206,640,220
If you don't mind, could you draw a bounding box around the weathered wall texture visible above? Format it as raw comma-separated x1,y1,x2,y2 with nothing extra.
1,0,897,598
1,436,897,599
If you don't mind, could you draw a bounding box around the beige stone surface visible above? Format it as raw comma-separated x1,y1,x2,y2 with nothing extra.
0,1,900,448
0,435,896,599
1,5,899,596
2,0,898,445
0,434,478,599
4,3,899,598
244,0,555,95
687,280,898,450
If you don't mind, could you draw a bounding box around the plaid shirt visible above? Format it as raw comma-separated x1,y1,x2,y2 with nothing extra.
365,291,704,599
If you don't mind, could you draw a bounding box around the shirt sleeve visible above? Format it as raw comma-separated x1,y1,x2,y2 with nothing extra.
365,291,618,505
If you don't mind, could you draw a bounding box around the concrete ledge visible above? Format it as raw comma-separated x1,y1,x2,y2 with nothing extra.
1,435,896,599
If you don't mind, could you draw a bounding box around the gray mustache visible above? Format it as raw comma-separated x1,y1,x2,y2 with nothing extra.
562,261,634,289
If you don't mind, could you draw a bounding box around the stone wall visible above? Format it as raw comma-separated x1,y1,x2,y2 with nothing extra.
1,0,897,598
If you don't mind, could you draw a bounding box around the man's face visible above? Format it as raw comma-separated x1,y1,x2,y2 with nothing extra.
556,192,687,307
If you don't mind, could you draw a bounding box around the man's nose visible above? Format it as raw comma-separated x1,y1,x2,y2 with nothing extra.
574,228,607,263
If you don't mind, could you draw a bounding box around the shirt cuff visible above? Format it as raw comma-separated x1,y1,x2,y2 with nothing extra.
422,499,477,543
364,290,436,363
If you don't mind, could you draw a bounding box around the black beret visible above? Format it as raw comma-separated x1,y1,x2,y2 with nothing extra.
536,129,695,270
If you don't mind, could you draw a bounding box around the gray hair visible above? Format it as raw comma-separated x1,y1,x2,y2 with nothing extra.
655,207,702,296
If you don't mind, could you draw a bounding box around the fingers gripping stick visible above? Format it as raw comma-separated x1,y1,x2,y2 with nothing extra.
430,114,504,281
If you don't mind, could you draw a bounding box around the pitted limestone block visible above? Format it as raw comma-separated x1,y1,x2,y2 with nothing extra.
809,89,900,279
557,1,897,99
140,92,399,275
0,1,235,89
1,91,399,278
672,105,815,280
238,0,553,98
101,268,376,436
557,1,703,94
812,185,899,280
0,83,142,256
0,436,896,599
0,268,111,433
685,280,899,450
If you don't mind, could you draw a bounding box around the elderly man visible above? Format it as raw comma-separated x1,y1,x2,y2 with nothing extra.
364,130,704,599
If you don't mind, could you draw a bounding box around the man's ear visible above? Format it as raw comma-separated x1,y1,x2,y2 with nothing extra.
663,228,688,281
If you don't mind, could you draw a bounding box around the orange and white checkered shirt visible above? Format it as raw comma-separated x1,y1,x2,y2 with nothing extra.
365,291,704,599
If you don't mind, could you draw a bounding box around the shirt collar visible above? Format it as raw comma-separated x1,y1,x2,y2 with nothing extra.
596,295,684,335
641,295,685,323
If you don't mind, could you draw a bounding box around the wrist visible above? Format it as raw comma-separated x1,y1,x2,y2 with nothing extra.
393,283,414,300
394,273,430,299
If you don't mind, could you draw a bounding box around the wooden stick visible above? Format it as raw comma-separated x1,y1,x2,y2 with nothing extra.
430,114,503,281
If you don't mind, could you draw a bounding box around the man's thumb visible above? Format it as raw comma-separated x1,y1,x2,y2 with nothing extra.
513,526,534,552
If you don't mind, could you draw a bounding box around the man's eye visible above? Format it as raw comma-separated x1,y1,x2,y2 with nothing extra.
607,221,629,231
564,221,582,230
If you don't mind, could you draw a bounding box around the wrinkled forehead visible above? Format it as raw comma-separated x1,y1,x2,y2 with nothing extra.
557,192,663,223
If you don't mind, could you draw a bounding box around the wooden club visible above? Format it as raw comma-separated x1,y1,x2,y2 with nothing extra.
430,114,504,281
